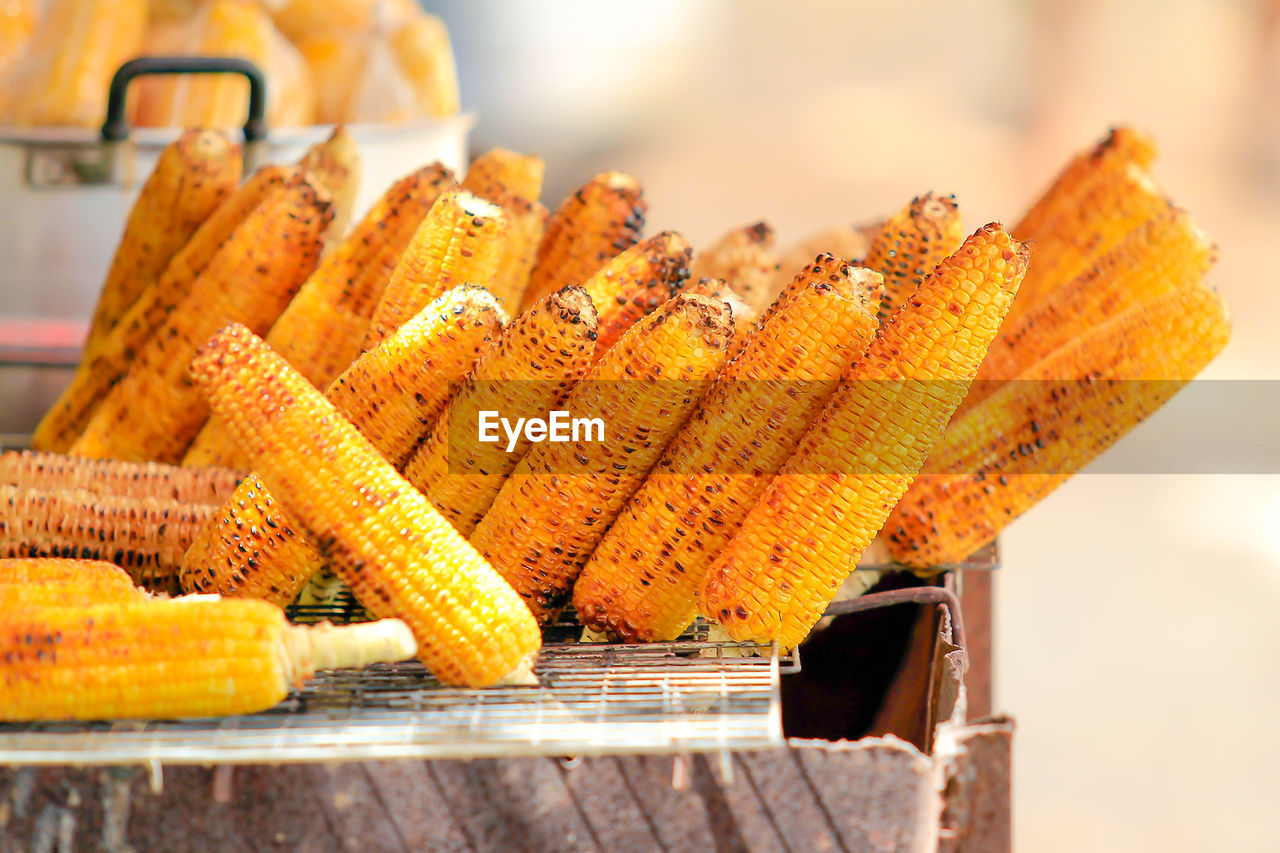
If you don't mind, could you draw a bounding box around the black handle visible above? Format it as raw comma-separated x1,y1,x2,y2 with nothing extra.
101,56,268,143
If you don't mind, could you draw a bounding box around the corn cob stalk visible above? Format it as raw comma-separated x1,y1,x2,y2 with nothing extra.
887,283,1230,567
472,292,732,623
462,178,549,308
1,450,243,504
32,166,292,453
183,165,456,468
689,222,778,312
864,193,964,323
297,125,361,241
2,486,217,593
364,190,508,346
1008,161,1170,324
70,175,332,464
769,223,880,299
0,598,417,721
181,287,505,606
958,208,1216,418
700,224,1029,648
0,558,148,607
574,266,882,641
461,148,545,204
83,130,242,355
582,231,693,356
403,286,599,536
190,323,541,687
518,172,647,312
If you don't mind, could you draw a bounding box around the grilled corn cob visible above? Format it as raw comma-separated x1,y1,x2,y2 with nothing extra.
0,557,148,607
83,130,242,355
472,292,732,623
181,287,505,605
297,125,362,241
700,224,1028,648
574,266,883,641
32,165,292,453
0,450,243,504
959,208,1216,417
184,165,455,468
683,278,761,362
2,486,217,593
583,231,692,356
190,323,541,687
864,193,964,323
0,556,138,586
462,178,549,308
403,286,599,536
392,11,461,118
1009,161,1170,323
0,598,417,721
887,283,1230,567
689,222,778,312
364,190,507,345
70,175,331,464
518,172,646,312
461,148,545,205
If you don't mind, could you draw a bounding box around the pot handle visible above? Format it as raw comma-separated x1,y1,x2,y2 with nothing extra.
100,56,268,143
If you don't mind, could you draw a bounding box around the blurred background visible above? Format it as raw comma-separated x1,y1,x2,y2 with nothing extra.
434,0,1279,849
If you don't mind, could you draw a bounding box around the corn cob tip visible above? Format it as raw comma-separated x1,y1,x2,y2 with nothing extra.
952,223,1031,295
191,322,257,385
914,192,959,222
661,291,734,350
545,284,600,333
845,266,886,309
183,127,238,160
447,189,505,221
600,171,642,194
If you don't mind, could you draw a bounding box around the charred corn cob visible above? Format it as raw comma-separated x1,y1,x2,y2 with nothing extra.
32,166,292,453
0,450,243,504
583,231,692,356
461,148,545,205
472,292,732,623
959,208,1216,417
2,486,217,593
184,165,456,468
1009,161,1170,323
1013,126,1156,246
574,266,883,641
518,172,647,312
0,598,417,721
70,175,331,464
769,224,880,299
700,224,1028,648
462,178,549,308
864,193,964,323
403,286,599,536
0,557,147,607
297,125,361,241
887,283,1229,567
364,190,508,345
683,278,761,362
83,130,242,355
190,323,541,687
181,287,505,606
689,222,778,312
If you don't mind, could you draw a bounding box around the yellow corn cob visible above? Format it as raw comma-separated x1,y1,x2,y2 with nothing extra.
364,190,508,346
888,282,1229,567
181,287,505,606
518,172,647,312
83,130,242,355
472,292,732,623
268,0,418,41
0,450,243,504
183,164,456,469
297,125,362,242
683,277,760,363
689,222,779,312
1008,161,1170,324
864,193,964,323
958,208,1216,418
0,598,417,721
1013,126,1156,246
461,148,545,204
700,224,1029,648
0,557,148,607
70,175,332,464
32,166,291,453
462,178,549,308
2,486,217,593
392,11,461,117
0,556,138,585
769,223,880,299
403,286,599,536
190,323,541,687
574,266,883,641
0,0,146,127
582,231,693,356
